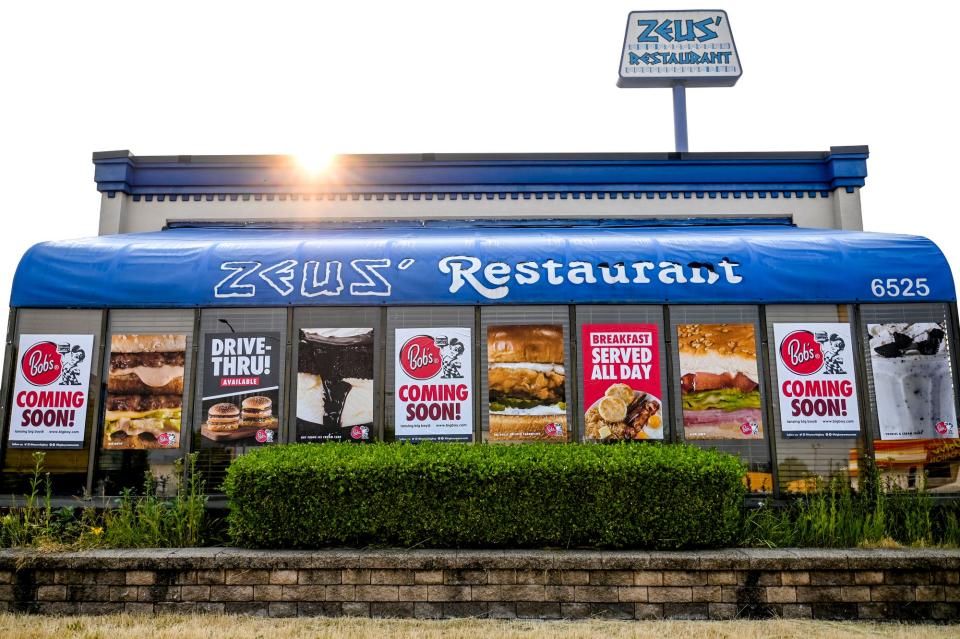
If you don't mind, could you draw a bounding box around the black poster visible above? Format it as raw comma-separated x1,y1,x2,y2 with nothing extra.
200,332,281,448
296,328,375,442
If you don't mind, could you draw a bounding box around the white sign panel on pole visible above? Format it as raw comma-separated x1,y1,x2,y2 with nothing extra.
618,10,741,88
394,328,473,442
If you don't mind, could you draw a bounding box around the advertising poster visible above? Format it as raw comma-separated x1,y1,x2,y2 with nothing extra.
394,328,472,442
773,324,860,438
867,322,958,441
581,324,663,442
677,323,763,440
487,324,568,442
199,332,280,447
104,334,185,450
297,328,374,442
8,334,94,449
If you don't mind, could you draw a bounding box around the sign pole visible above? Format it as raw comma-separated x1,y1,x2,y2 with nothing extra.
672,82,689,153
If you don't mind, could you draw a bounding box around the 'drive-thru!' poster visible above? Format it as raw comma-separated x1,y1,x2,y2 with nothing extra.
394,328,472,442
581,324,663,441
8,334,94,449
773,323,860,438
200,332,280,447
297,328,375,442
677,323,763,440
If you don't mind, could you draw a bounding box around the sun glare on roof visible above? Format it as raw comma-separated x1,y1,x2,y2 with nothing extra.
294,151,337,176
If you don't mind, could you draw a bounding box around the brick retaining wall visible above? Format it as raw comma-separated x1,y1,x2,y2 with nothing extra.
1,548,958,621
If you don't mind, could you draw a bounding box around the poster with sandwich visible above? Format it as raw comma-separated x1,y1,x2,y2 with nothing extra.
581,324,663,442
296,328,374,442
677,323,763,440
200,332,280,447
487,324,568,442
103,334,185,450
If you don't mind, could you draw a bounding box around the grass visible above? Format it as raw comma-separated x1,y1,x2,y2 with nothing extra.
743,459,960,548
0,452,209,550
1,615,958,639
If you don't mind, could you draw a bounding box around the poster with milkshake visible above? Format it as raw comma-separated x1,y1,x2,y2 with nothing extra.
867,322,958,440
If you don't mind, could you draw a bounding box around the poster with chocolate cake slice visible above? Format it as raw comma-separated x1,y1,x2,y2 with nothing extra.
103,334,185,450
297,328,375,442
199,332,281,448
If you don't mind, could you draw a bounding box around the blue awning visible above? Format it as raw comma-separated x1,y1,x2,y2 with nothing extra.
10,222,956,307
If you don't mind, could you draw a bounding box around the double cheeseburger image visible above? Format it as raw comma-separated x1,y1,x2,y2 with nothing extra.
487,325,567,441
103,334,185,449
677,323,763,439
204,396,278,436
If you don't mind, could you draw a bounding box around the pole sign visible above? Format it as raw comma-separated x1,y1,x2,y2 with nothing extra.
618,10,741,88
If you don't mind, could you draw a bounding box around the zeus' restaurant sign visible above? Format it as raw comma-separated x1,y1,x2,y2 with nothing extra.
618,10,741,88
9,226,956,308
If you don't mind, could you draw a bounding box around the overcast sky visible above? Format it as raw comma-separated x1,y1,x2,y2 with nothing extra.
1,1,957,352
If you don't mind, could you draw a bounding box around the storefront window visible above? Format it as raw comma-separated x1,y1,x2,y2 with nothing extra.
386,307,475,442
480,306,573,443
1,309,103,496
669,305,772,493
860,303,960,492
575,306,667,443
765,305,865,494
291,307,381,443
193,308,286,493
92,310,194,495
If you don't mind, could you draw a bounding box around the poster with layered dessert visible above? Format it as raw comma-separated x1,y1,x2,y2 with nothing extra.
8,334,94,450
487,324,568,442
581,324,663,442
103,334,185,450
394,328,472,442
297,328,374,442
677,323,763,440
199,332,280,447
867,322,958,441
773,323,860,438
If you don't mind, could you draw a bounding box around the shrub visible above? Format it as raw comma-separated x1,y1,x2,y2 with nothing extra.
223,442,746,549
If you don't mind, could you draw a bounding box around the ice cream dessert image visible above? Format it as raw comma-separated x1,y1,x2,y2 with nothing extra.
868,322,957,440
677,323,762,439
297,329,375,436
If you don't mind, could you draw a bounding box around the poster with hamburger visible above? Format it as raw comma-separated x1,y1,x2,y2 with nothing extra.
677,323,763,440
103,334,185,450
581,324,663,442
200,332,280,447
487,324,568,442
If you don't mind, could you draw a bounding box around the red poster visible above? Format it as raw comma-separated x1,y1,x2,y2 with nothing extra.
581,324,664,441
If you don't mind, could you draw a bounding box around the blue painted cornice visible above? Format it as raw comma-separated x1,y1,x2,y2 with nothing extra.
92,147,868,199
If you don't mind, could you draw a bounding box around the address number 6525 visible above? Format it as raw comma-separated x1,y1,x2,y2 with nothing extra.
870,278,930,298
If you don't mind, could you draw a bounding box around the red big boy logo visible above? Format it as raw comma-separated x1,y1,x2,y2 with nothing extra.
21,342,62,386
399,335,442,380
779,331,823,376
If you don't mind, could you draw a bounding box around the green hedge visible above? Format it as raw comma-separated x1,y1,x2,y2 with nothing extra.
223,442,745,549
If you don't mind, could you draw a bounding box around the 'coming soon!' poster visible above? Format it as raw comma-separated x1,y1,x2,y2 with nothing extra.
394,328,473,442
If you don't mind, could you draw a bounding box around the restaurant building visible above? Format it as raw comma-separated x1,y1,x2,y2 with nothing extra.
1,147,957,501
